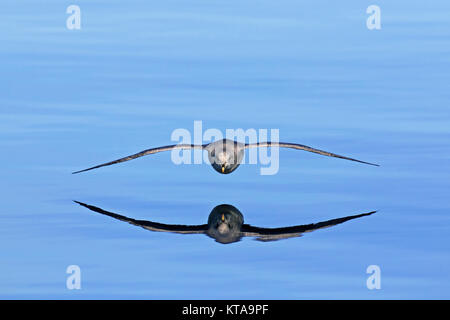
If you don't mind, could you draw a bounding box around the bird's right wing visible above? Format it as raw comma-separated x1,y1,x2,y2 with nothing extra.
73,144,205,174
241,211,376,241
74,201,207,234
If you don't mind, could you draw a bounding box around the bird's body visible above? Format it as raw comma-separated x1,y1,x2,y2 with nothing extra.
73,138,378,175
205,139,245,174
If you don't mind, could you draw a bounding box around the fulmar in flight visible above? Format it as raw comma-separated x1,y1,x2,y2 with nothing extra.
74,201,376,244
72,139,378,175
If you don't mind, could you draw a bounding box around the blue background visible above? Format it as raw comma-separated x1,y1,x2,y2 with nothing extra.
0,0,449,298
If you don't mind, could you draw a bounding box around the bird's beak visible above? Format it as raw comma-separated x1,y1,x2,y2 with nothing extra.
221,214,225,222
221,165,225,173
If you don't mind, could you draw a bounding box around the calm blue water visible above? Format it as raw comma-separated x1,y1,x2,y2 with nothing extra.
1,0,449,299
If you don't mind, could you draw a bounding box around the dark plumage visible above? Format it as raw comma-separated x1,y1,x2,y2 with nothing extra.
74,201,376,244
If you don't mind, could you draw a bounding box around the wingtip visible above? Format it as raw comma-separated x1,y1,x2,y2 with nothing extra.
362,210,377,217
354,210,377,218
361,160,380,167
73,200,90,207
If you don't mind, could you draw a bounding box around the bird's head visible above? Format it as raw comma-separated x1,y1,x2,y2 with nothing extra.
207,139,244,174
206,204,244,244
211,153,240,174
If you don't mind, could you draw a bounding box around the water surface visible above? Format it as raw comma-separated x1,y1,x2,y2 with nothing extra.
1,0,449,299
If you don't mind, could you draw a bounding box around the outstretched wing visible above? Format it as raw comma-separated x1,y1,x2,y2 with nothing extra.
245,142,379,166
72,144,205,174
74,201,208,234
241,211,376,242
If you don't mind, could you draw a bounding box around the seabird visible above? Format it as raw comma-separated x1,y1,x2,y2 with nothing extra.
73,138,378,175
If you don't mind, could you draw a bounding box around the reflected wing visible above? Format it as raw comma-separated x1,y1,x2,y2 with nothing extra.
241,211,376,242
72,144,205,174
245,142,378,166
74,201,207,234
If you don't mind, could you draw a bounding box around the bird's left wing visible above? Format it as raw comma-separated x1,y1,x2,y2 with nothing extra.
245,142,379,166
241,211,376,242
74,201,207,234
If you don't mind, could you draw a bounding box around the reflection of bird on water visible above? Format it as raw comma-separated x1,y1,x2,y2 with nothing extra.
72,138,378,175
74,201,376,244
